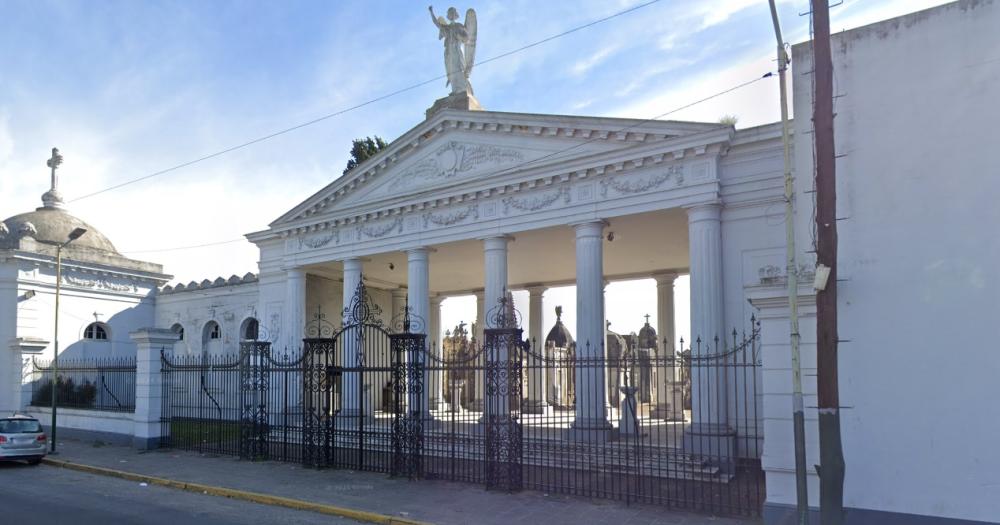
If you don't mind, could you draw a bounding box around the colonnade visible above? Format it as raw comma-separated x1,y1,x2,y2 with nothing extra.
281,205,728,440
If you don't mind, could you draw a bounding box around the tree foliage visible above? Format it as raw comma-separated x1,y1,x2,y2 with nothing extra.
343,136,389,175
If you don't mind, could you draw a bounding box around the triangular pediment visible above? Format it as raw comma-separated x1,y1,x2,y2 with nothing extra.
271,109,722,228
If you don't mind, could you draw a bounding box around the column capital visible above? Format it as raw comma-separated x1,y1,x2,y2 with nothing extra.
525,284,547,296
430,294,446,306
406,246,437,256
570,219,609,237
282,266,307,278
684,202,722,223
653,271,681,284
473,289,485,299
342,257,364,272
480,235,514,251
391,287,408,299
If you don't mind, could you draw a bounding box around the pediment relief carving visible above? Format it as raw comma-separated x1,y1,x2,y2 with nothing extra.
389,141,524,194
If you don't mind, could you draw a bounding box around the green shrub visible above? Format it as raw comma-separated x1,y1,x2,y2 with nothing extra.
31,376,97,408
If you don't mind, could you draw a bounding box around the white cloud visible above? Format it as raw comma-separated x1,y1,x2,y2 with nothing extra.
569,44,621,77
0,113,13,164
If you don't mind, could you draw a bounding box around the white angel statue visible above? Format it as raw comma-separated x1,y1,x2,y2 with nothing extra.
429,6,477,95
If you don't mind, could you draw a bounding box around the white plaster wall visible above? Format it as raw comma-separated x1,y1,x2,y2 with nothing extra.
0,261,20,413
27,406,134,438
785,2,1000,521
155,282,259,356
718,126,787,457
14,262,157,362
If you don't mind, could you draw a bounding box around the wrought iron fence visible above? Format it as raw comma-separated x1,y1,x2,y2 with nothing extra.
30,356,137,413
156,285,763,517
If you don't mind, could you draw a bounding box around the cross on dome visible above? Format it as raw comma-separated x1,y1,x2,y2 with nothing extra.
42,146,65,208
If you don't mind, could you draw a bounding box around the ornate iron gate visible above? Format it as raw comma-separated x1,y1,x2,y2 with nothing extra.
390,309,425,479
158,283,764,517
301,279,425,476
239,340,270,460
483,297,525,492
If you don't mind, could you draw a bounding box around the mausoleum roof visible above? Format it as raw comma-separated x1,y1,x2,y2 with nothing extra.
545,306,574,347
2,207,118,253
637,318,657,349
1,165,167,277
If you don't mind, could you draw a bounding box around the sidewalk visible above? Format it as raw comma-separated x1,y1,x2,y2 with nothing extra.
46,438,759,525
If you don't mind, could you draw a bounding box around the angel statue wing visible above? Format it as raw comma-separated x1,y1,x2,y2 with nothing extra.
463,8,477,79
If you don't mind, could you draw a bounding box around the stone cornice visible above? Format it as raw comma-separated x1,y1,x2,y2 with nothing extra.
264,127,733,241
8,250,171,287
271,111,729,229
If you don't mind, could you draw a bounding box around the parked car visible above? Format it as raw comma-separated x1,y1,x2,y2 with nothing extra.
0,414,48,465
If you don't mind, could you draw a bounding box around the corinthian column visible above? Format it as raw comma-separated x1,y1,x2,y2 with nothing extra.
570,221,611,440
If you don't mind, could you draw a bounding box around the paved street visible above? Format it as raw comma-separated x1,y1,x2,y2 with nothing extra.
0,460,355,525
13,439,758,525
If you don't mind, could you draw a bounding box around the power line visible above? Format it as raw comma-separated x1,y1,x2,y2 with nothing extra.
115,70,774,256
121,237,246,254
67,0,663,204
490,72,774,178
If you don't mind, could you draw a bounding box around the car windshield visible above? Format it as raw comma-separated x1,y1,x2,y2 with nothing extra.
0,419,43,433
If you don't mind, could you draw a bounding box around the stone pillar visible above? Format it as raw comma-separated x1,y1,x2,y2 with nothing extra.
482,236,512,419
651,272,680,419
474,290,486,342
523,286,547,414
471,289,485,411
407,248,431,417
571,221,612,439
684,204,732,457
429,295,445,410
285,268,307,353
131,328,180,450
391,287,407,322
6,337,48,414
482,237,510,320
340,258,367,418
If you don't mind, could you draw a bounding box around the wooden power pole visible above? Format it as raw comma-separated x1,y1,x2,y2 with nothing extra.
811,1,845,523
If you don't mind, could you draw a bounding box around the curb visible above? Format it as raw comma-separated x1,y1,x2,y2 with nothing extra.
41,457,431,525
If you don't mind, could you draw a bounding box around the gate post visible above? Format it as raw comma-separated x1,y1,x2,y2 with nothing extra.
240,340,271,460
483,296,524,492
390,315,425,479
131,328,180,450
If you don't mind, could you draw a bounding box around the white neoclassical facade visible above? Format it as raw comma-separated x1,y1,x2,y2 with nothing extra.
243,109,784,440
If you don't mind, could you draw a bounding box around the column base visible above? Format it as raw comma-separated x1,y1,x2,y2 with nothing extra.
568,417,613,443
683,423,737,473
335,408,375,425
520,399,547,414
649,405,685,421
133,436,162,450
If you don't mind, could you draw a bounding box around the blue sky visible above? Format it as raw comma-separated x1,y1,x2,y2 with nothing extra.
0,0,949,336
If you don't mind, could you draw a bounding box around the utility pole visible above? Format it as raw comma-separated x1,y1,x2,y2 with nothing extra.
768,1,808,523
811,1,845,523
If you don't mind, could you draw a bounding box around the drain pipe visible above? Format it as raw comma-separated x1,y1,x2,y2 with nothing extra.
768,1,809,523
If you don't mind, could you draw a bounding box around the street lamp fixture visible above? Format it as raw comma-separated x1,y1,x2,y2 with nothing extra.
50,227,87,453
